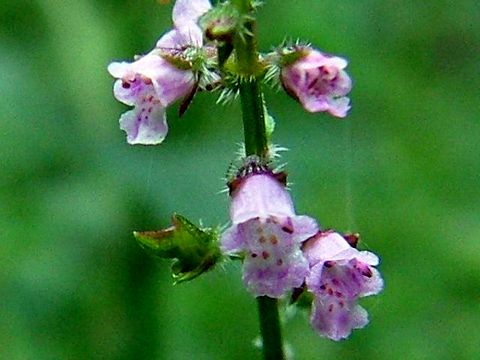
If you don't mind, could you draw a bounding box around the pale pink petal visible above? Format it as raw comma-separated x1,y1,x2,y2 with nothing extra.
221,169,317,298
107,61,135,80
150,62,195,106
325,96,350,118
172,0,211,29
157,24,204,49
157,29,187,49
360,267,384,296
119,100,168,145
290,215,319,243
304,233,383,340
304,231,380,266
236,218,309,298
230,173,295,224
112,74,159,107
303,231,351,266
311,299,368,341
302,96,331,113
220,224,243,253
304,52,348,70
281,47,352,118
132,54,194,106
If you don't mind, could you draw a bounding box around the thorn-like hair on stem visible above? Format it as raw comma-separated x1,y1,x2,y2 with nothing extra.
222,143,290,196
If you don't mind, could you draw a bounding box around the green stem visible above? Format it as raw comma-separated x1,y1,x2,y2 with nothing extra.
239,80,267,157
232,1,285,359
257,296,285,360
232,0,267,158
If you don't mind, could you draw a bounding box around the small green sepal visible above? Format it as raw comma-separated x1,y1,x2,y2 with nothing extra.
218,42,234,68
289,284,314,308
134,214,221,284
200,4,240,43
277,45,310,67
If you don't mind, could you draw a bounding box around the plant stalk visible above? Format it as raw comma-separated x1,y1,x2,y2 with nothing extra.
232,1,285,359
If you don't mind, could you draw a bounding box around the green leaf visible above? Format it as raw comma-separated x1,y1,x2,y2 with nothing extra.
134,214,221,284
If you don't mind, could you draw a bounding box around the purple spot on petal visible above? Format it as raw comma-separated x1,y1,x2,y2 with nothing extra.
362,267,373,277
270,235,278,245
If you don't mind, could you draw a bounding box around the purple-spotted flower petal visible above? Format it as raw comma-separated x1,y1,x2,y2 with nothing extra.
117,102,167,145
108,0,212,145
109,53,196,108
108,53,194,145
221,168,318,298
303,231,383,340
281,47,352,118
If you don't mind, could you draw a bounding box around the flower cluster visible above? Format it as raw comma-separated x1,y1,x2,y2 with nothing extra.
221,160,383,340
110,0,380,346
108,1,353,145
108,0,213,144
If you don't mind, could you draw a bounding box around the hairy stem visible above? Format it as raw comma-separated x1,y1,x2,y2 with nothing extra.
232,0,268,158
232,1,285,359
238,79,268,157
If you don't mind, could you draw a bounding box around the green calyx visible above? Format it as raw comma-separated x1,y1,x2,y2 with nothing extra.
277,45,310,67
153,48,193,70
134,214,221,284
154,46,216,73
200,4,240,43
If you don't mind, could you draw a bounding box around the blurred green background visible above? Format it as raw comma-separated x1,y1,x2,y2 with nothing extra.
1,0,479,359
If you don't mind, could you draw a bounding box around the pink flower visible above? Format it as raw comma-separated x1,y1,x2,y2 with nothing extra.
281,47,352,118
108,0,211,145
221,166,318,298
156,0,211,50
303,231,383,341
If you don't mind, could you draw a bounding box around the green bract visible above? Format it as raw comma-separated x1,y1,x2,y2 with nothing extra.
134,214,221,284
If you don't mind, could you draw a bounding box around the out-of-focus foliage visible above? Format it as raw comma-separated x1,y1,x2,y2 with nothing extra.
1,0,479,359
